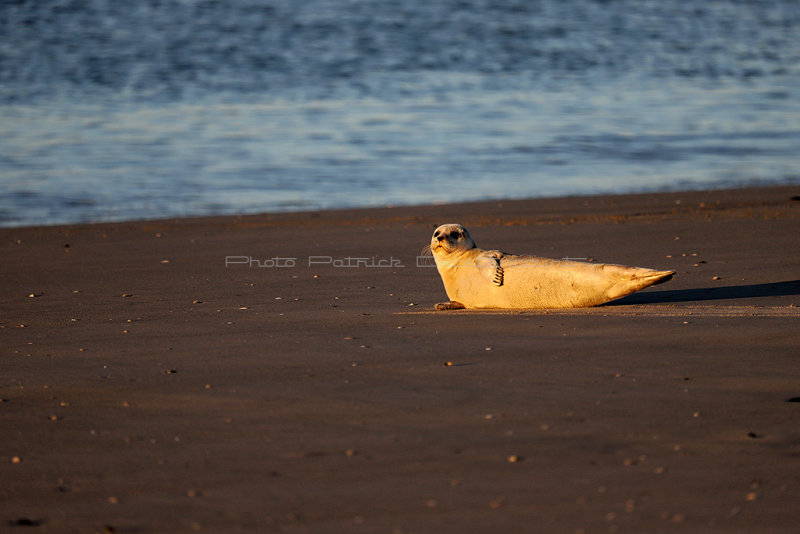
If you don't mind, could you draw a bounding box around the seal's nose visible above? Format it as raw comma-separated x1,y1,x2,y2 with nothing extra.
437,234,446,242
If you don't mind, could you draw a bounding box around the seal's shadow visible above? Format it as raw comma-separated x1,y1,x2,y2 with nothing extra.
607,280,800,305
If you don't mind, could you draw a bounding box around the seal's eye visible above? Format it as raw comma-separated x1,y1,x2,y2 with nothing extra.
449,231,460,239
433,230,440,238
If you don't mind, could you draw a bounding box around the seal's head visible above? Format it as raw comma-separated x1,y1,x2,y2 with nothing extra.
430,223,476,257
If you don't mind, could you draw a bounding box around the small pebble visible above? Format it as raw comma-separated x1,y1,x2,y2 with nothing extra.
507,454,522,463
11,456,22,464
443,361,453,367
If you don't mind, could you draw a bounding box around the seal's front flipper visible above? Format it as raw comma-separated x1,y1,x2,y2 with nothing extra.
475,250,505,287
435,301,466,310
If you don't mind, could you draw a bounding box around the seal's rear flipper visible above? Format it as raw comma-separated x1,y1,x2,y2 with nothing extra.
604,267,676,300
435,301,466,310
650,272,674,286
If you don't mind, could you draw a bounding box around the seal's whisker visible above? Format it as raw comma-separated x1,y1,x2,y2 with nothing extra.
420,244,433,257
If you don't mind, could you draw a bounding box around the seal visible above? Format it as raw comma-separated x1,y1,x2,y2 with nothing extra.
428,223,674,309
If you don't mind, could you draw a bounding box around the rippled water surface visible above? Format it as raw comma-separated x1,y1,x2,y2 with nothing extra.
1,0,799,226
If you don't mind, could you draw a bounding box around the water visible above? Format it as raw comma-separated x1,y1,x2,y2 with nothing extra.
1,0,799,227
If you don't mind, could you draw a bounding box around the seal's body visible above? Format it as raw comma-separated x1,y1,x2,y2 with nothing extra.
430,224,674,310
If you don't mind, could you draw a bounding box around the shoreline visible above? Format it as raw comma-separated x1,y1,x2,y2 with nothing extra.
2,184,799,533
3,181,799,232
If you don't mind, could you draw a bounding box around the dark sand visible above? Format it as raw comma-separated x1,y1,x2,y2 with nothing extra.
2,186,799,533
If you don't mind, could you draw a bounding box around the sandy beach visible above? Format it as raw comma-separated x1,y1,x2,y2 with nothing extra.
2,185,799,533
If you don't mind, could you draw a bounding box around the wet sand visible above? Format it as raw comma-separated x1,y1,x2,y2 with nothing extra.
1,186,799,533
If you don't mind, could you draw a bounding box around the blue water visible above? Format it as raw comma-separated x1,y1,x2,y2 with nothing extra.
1,0,799,227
